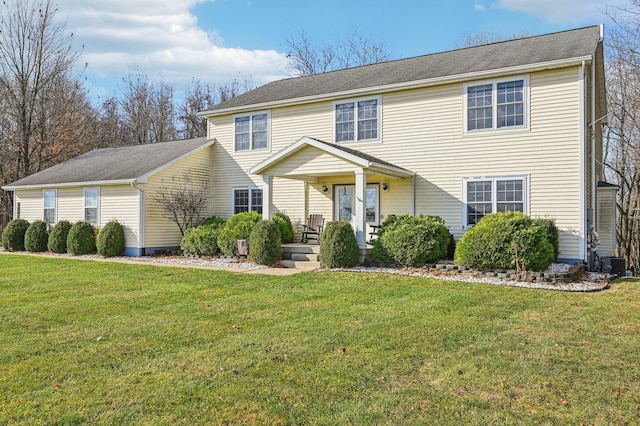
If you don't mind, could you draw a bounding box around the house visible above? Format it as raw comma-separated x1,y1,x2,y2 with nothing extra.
2,25,610,265
2,137,213,256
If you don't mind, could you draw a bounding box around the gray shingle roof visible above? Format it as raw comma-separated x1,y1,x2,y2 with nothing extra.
3,137,213,189
202,26,601,114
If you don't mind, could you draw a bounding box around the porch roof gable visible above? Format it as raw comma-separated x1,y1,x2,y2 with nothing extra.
249,136,413,179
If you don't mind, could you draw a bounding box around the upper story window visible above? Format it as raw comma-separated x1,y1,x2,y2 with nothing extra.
234,112,269,151
334,97,380,143
84,187,99,226
465,78,527,132
463,176,527,227
233,188,262,215
43,189,56,226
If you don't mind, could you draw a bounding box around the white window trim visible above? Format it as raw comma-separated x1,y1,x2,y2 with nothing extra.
232,110,271,152
462,175,529,229
232,187,262,214
43,189,57,225
84,187,100,227
463,75,529,134
333,95,382,144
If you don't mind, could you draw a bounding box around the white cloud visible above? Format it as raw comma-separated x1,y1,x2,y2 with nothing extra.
57,0,289,95
492,0,606,23
474,3,487,12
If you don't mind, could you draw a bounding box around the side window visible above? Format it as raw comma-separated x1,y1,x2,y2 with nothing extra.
234,112,270,151
465,78,526,132
233,188,262,214
335,97,380,143
464,177,526,227
84,188,99,226
43,190,56,226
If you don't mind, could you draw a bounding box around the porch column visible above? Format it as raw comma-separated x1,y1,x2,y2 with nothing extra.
262,175,273,220
354,171,367,248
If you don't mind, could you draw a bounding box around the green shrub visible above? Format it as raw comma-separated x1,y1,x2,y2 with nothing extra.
248,220,281,265
454,211,555,271
273,212,294,244
217,211,262,256
201,217,227,228
24,220,49,252
376,215,449,266
446,233,456,260
181,222,224,256
48,221,72,254
371,214,449,266
67,221,96,255
2,219,30,251
319,221,360,268
532,218,559,260
97,221,125,257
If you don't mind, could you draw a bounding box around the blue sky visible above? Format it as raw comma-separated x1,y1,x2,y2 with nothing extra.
58,0,611,102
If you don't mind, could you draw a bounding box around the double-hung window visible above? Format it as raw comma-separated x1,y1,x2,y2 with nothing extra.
84,187,99,226
466,78,526,131
43,190,56,226
464,176,527,227
233,188,262,214
234,112,269,151
335,97,380,143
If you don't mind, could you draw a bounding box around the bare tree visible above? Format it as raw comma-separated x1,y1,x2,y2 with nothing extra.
153,174,209,236
454,30,531,48
0,0,94,226
120,70,177,144
285,29,391,76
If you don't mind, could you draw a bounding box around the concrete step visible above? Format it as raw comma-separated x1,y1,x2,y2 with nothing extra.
290,252,318,262
281,244,320,255
277,259,321,270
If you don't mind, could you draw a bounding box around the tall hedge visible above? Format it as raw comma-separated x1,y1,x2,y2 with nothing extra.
454,211,555,271
97,221,125,257
24,220,49,252
248,220,281,265
532,218,559,261
48,221,72,254
2,219,30,251
217,211,262,256
67,221,96,255
319,221,359,268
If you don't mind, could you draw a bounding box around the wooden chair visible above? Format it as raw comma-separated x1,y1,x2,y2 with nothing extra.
301,214,324,243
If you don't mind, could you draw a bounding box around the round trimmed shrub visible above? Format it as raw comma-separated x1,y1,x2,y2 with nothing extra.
48,220,72,254
2,219,30,251
248,220,281,265
454,211,555,271
376,215,449,266
97,221,125,257
24,220,49,252
67,221,96,255
181,222,225,256
319,221,359,268
217,211,262,256
273,212,294,244
201,217,226,228
371,214,450,266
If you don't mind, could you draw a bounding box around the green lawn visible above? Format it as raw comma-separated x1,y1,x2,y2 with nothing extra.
0,254,638,425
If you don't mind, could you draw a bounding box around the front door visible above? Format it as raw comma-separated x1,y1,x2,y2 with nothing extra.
334,184,379,237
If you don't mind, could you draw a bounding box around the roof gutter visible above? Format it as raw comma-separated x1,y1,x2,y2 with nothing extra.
2,178,138,191
199,56,592,117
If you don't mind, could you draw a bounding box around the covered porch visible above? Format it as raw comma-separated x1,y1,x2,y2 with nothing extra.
250,137,414,248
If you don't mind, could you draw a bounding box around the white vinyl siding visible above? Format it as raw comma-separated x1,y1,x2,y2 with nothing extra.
144,146,211,249
99,185,140,250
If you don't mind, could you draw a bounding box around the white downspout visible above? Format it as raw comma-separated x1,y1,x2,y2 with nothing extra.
131,182,145,256
579,61,587,263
